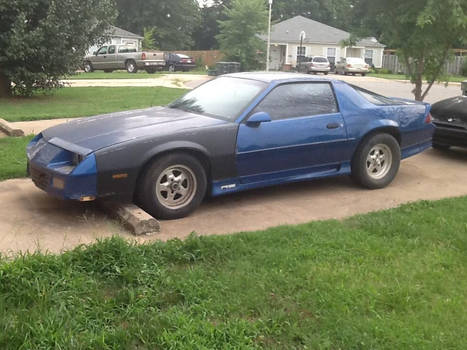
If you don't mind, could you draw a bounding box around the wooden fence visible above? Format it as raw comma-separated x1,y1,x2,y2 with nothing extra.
382,54,465,75
173,50,225,67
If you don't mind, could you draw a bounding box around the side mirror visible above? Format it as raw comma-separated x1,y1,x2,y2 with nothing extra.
93,51,97,55
246,111,271,127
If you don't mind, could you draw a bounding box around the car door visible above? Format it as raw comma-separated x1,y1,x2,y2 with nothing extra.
106,45,117,69
92,46,108,69
236,82,349,182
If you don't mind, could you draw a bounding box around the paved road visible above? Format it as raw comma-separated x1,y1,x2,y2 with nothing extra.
1,148,467,256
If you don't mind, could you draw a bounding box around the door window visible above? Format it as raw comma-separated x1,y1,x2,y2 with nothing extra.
252,83,338,121
97,47,108,55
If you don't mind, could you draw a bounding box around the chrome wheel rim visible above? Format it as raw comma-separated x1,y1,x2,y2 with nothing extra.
366,144,392,180
84,64,91,72
155,165,197,210
128,62,135,72
169,65,175,72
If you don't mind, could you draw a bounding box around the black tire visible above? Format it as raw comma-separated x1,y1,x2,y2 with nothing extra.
432,143,450,151
324,72,329,75
362,73,366,76
351,133,401,189
145,68,157,74
126,60,138,73
83,61,93,73
137,153,207,219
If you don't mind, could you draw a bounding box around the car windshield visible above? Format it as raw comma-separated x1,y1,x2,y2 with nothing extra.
169,77,266,121
313,57,328,63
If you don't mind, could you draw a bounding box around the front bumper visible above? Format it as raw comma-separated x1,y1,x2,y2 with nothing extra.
345,68,369,73
27,135,98,201
433,122,467,148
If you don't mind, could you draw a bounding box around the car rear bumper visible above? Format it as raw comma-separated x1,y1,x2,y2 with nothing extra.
433,124,467,147
310,67,331,72
137,60,166,68
345,68,369,73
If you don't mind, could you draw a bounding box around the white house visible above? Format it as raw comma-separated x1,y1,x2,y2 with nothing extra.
261,16,385,70
88,26,143,54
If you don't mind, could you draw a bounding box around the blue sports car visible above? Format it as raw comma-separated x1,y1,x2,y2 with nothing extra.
27,72,434,219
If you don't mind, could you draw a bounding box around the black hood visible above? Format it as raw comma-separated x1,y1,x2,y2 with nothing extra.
431,96,467,123
41,107,228,152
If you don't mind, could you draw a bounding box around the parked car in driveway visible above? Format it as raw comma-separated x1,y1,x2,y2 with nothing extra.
164,53,196,72
27,72,434,219
83,45,166,74
298,56,331,74
431,95,467,150
335,57,370,76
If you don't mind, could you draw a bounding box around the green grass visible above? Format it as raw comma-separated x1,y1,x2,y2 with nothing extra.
67,70,207,80
0,136,33,180
1,197,466,349
368,73,466,83
0,87,187,122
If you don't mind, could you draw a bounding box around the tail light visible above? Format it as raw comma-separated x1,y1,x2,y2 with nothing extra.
365,64,369,68
141,52,146,60
425,113,433,124
346,64,352,68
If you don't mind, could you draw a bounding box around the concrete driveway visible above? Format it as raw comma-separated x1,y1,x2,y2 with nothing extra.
1,148,467,256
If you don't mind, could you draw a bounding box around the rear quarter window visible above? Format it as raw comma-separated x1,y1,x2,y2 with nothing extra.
350,84,397,105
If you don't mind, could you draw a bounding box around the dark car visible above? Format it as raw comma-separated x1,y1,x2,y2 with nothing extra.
431,95,467,150
27,72,434,219
165,53,196,72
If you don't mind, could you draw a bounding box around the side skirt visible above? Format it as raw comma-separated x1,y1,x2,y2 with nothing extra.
211,162,351,197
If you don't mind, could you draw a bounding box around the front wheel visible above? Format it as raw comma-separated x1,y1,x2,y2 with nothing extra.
126,60,138,73
168,64,175,72
351,133,400,189
83,61,93,73
137,153,207,219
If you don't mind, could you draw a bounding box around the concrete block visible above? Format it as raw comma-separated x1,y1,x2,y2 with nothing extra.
99,201,160,236
0,118,25,137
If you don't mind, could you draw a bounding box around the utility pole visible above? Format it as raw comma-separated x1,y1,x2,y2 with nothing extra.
266,0,273,71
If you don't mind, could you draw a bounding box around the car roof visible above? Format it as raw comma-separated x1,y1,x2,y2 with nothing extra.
223,71,340,84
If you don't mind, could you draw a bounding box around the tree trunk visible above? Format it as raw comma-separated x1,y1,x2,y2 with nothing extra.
412,76,423,101
0,72,11,97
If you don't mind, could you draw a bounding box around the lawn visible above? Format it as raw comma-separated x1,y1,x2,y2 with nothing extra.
0,87,188,122
1,197,466,349
368,73,466,83
67,70,207,80
0,136,33,180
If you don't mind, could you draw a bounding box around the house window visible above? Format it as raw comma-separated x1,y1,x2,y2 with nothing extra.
327,48,337,65
297,46,306,56
364,49,374,65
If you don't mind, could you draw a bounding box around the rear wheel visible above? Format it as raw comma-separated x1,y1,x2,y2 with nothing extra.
126,60,138,73
137,153,207,219
352,133,400,189
145,68,157,74
168,64,175,72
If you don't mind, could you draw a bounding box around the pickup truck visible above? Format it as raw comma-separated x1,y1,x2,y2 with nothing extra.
83,45,166,74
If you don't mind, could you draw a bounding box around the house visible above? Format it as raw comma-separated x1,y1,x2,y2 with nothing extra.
88,26,143,54
262,16,385,70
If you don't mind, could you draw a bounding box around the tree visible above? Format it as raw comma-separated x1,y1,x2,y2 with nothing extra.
0,0,116,97
142,27,157,50
115,0,200,51
193,0,233,50
216,0,268,71
352,0,467,101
